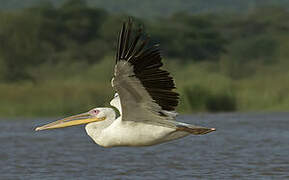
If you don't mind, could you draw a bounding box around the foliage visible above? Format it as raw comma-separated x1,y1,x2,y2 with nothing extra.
1,0,289,18
0,1,228,81
1,2,289,116
0,12,45,81
149,13,226,61
184,85,236,112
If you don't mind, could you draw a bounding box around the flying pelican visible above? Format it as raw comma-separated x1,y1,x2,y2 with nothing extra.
35,19,216,147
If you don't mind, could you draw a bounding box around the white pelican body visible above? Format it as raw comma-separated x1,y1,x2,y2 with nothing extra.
86,116,184,147
85,108,189,147
35,19,215,147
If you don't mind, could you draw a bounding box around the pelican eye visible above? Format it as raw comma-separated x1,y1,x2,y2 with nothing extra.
90,109,100,116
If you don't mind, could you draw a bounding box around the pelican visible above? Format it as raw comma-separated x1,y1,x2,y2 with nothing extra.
35,19,216,147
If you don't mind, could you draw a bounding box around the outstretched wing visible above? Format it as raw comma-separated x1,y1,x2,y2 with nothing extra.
111,19,179,127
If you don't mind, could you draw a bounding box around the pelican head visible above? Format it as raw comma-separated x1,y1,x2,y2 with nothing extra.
35,108,109,131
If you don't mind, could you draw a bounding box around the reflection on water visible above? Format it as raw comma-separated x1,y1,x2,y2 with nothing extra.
0,113,289,179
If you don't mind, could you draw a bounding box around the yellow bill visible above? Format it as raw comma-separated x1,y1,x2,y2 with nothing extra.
35,112,105,131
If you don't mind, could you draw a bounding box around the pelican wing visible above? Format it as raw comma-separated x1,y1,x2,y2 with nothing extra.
111,19,179,127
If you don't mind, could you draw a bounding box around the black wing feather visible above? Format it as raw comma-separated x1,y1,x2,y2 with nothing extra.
115,19,179,111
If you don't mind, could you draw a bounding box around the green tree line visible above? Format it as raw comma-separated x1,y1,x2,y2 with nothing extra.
1,0,289,18
0,0,230,82
1,0,289,116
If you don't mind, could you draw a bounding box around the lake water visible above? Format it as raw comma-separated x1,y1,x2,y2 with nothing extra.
0,113,288,179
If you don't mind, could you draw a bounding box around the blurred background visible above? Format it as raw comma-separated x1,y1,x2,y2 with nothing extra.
1,0,289,117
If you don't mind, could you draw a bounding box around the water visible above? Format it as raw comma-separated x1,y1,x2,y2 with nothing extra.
0,113,288,180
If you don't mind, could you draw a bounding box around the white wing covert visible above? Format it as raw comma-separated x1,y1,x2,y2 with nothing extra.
111,19,179,127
